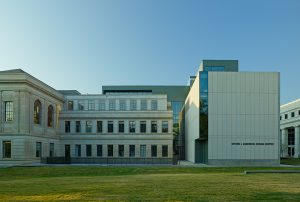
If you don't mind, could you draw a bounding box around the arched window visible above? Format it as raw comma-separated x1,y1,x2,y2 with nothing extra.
34,100,42,124
47,105,54,127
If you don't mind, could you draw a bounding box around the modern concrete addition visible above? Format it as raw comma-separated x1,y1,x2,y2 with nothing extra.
183,60,280,166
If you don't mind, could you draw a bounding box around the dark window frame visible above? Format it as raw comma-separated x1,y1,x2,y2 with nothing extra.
65,121,71,133
108,121,114,133
162,145,168,157
162,121,168,133
67,101,73,111
3,141,11,158
151,121,157,133
49,143,54,157
118,121,124,133
97,145,102,157
86,121,92,133
140,121,146,133
76,121,81,133
151,145,157,157
36,142,42,158
4,101,13,122
107,145,113,157
129,121,136,133
34,100,42,124
118,145,124,157
47,105,54,127
129,145,135,157
86,144,92,157
291,112,295,117
97,121,103,133
75,144,81,157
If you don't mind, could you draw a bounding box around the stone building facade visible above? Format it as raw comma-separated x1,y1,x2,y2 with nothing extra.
0,69,173,164
280,99,300,158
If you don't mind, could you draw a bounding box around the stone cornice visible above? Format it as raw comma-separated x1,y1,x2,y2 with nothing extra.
0,72,64,102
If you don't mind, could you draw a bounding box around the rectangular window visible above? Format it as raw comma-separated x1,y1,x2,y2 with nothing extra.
140,121,146,133
36,142,42,158
49,143,54,157
285,114,288,119
99,100,106,111
141,99,147,110
130,100,137,110
86,145,92,157
107,145,113,157
140,145,146,158
162,145,168,157
67,101,73,110
129,121,136,133
151,145,157,157
86,121,92,133
109,100,116,111
291,112,295,117
151,121,157,133
78,101,84,110
129,145,135,157
75,144,81,157
4,101,13,121
3,141,11,158
65,121,70,133
97,121,102,133
119,100,126,111
76,121,81,133
151,100,157,110
88,100,95,110
118,121,124,133
97,145,102,157
280,116,282,120
162,121,168,133
299,110,300,116
118,145,124,157
108,121,114,133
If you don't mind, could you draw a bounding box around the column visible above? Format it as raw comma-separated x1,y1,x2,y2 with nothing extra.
295,126,300,158
281,128,288,157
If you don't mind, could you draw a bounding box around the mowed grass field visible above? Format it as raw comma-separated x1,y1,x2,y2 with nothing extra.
0,166,300,201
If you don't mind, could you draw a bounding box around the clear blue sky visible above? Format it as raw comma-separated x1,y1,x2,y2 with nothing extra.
0,0,299,104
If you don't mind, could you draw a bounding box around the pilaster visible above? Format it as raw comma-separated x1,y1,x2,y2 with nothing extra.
281,128,288,157
295,126,300,158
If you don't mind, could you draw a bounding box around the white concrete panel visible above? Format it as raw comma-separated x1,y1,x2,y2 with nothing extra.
208,72,279,163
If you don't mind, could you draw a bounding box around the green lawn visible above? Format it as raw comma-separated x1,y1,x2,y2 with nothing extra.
0,166,300,201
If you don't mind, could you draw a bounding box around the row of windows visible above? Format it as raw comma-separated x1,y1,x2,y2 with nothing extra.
34,100,55,127
67,99,158,111
65,120,169,133
3,100,55,128
2,141,55,159
36,142,55,158
74,144,169,158
2,141,168,159
280,110,300,120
